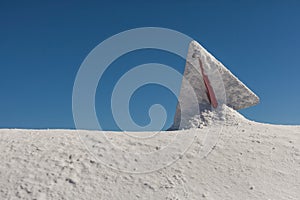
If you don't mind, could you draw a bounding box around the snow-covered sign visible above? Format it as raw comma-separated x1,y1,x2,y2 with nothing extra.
170,41,260,130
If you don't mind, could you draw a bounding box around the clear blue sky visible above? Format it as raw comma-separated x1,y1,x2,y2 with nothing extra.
0,0,300,130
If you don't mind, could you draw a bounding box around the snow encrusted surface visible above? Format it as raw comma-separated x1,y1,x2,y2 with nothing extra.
188,105,246,128
171,41,259,129
0,108,299,200
187,40,260,110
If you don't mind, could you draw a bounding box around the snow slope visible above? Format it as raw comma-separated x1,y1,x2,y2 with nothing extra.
0,108,299,200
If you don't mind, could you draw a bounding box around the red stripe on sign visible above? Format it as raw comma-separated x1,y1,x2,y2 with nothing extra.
198,58,218,108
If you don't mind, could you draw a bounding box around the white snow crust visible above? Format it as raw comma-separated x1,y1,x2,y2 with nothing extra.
0,107,299,200
170,41,259,130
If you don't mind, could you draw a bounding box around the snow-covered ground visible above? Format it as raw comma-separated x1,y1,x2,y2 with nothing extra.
0,107,299,200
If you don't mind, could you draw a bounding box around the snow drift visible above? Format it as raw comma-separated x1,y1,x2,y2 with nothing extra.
0,107,299,200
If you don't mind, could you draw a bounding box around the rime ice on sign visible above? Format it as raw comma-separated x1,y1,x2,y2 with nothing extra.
169,41,259,130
